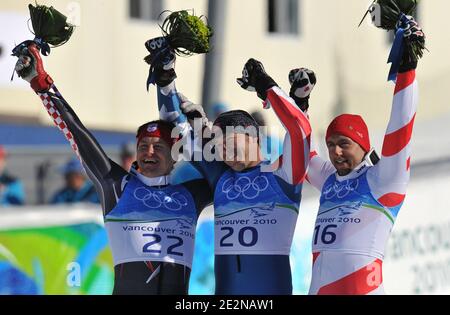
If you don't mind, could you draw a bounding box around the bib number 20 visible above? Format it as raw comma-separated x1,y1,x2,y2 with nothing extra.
220,227,258,247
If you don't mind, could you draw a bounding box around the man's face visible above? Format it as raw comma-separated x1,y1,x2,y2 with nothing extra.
136,137,174,177
326,134,366,176
216,132,261,172
66,172,85,190
0,157,5,174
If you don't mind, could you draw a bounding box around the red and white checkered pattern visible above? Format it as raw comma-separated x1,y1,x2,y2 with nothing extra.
37,88,80,159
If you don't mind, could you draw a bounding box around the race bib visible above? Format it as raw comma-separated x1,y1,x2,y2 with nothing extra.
214,168,299,255
313,172,396,258
106,219,195,268
215,206,298,255
104,175,198,268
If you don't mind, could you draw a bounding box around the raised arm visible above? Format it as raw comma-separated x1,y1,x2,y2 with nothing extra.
236,59,312,185
264,86,312,185
368,68,418,209
158,84,226,188
145,37,190,138
15,43,127,212
367,17,424,211
146,41,225,188
43,91,120,180
288,67,335,191
157,83,191,138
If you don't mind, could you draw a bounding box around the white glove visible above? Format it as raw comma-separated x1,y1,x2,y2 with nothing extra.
288,67,316,112
178,93,211,128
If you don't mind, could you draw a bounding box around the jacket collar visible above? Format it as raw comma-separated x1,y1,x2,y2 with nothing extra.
129,165,170,186
335,159,371,182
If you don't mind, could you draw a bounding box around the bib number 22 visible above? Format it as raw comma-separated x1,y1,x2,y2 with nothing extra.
142,234,184,256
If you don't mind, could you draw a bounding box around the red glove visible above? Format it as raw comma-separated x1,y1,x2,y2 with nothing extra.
15,42,53,92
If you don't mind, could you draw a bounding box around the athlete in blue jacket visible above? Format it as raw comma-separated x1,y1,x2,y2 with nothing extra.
147,38,312,294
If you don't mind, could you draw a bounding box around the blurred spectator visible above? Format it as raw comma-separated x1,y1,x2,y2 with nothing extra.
50,158,100,204
250,111,283,163
120,142,135,171
0,145,25,206
211,102,228,120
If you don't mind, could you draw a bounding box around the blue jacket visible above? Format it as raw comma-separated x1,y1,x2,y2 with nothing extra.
50,182,100,204
0,173,25,206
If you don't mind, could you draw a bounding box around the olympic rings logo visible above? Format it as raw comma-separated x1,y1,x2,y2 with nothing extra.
221,175,269,200
133,187,188,211
323,179,359,200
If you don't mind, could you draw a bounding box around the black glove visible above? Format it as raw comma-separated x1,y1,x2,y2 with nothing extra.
144,37,177,88
288,68,316,112
152,66,177,87
398,15,425,72
236,58,278,100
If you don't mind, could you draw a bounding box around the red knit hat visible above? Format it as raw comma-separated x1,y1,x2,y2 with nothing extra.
326,114,371,152
136,121,178,148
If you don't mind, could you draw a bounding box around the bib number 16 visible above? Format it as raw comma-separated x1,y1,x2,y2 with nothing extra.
313,224,337,245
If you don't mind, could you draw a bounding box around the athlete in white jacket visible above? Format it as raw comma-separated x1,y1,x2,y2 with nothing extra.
289,16,424,295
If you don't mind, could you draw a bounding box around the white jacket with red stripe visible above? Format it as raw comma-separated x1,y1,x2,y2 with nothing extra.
306,69,418,295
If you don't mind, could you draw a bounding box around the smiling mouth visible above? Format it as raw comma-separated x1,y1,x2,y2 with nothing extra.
334,158,348,166
143,159,158,165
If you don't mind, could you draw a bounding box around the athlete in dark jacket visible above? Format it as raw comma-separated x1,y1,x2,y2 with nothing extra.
14,41,212,295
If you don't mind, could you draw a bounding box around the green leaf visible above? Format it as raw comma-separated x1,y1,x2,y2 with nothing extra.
361,0,425,62
375,0,419,30
160,10,213,56
28,3,75,47
395,0,419,14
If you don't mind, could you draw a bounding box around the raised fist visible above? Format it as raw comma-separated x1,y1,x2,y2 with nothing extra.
236,58,277,101
288,67,316,112
14,42,53,92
